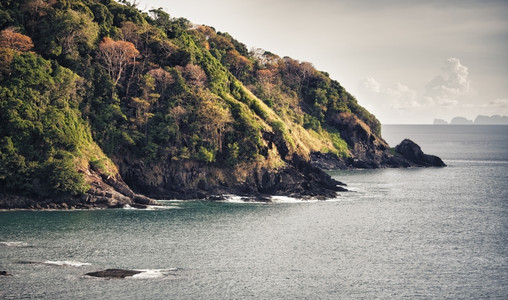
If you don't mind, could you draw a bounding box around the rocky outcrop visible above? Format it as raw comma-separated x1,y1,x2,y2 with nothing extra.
83,166,159,208
394,139,446,167
0,167,159,210
312,113,446,170
247,154,347,199
311,139,446,169
113,151,347,201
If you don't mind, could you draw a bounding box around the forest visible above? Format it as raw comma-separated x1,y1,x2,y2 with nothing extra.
0,0,382,201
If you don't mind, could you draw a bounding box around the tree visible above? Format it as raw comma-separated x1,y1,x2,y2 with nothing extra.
149,8,171,32
196,92,231,152
298,61,315,91
256,69,275,86
225,50,253,80
251,48,280,67
54,9,99,57
0,28,34,51
281,57,315,93
256,68,276,99
22,0,57,17
181,63,207,88
147,67,174,100
98,37,139,87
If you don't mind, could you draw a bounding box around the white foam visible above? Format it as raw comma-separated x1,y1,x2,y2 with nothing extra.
0,241,29,247
221,195,253,203
43,260,91,267
270,196,319,203
145,205,181,210
123,203,181,210
131,269,178,279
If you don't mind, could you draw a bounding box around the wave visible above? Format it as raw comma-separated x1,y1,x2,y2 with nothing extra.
146,204,183,210
43,260,91,267
0,241,29,247
219,195,348,204
131,268,179,279
270,196,319,203
220,195,255,203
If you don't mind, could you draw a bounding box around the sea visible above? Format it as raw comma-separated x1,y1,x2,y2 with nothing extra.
1,125,507,299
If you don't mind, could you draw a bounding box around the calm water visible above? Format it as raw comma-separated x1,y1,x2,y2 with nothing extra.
1,125,507,299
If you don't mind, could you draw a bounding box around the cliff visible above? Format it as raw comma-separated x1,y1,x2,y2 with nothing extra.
0,0,442,208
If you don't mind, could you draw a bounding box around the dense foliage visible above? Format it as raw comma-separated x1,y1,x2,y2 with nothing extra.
0,0,381,198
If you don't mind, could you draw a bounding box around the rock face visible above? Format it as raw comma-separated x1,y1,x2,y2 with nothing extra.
0,167,160,209
85,269,142,279
394,139,446,167
327,112,390,168
114,152,347,201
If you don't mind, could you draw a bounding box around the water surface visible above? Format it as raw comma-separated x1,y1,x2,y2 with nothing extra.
1,125,507,299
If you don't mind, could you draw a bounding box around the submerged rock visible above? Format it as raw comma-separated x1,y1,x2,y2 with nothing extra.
85,269,142,279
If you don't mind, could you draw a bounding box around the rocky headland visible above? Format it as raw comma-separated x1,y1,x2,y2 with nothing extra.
0,1,444,209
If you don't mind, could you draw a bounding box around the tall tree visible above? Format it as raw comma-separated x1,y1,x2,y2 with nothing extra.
98,37,139,87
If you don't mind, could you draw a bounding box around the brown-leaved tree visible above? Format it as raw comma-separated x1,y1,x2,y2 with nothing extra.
0,28,34,52
98,37,139,87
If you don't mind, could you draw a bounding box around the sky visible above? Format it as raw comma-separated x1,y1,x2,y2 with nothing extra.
133,0,508,124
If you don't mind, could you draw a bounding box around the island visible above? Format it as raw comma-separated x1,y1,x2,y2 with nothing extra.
433,115,508,125
0,0,444,209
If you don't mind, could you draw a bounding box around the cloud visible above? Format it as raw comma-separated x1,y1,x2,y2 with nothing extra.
358,76,418,110
360,76,381,93
356,57,484,123
483,98,508,108
384,82,419,109
424,57,471,106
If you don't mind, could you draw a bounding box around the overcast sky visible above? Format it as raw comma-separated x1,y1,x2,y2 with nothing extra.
134,0,508,124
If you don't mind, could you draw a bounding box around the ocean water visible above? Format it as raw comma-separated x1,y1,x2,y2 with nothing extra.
1,125,507,299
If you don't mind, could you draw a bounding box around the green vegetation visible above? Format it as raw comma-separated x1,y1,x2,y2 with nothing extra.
0,0,382,199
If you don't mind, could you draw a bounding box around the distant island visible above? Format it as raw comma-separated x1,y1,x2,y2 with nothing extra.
434,115,508,125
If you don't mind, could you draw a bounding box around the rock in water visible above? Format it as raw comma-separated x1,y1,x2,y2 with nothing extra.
85,269,142,278
395,139,446,167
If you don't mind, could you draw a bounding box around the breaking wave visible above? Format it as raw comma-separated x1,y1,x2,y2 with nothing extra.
43,260,91,267
0,241,29,247
131,268,180,279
